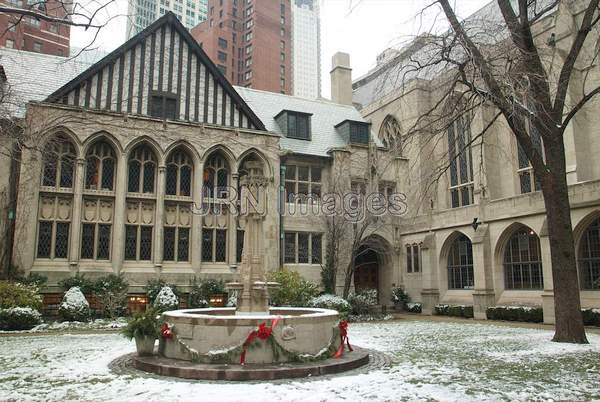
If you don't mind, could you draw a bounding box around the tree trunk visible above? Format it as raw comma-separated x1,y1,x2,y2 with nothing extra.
343,260,354,299
540,140,588,343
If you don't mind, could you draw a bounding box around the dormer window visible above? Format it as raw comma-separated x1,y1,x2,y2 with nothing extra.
275,110,312,140
150,92,178,120
335,120,370,145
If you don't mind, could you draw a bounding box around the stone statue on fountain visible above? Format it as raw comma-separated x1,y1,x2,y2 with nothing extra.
226,160,279,314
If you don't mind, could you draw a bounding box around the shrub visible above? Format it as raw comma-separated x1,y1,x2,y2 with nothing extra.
58,274,96,295
309,294,352,318
0,281,42,310
582,309,600,326
94,274,129,318
0,307,42,330
406,302,422,313
145,279,180,304
16,273,48,288
435,304,473,318
188,278,226,308
121,308,159,340
347,289,378,315
268,269,319,307
153,286,179,312
391,287,411,306
59,287,90,322
485,306,543,323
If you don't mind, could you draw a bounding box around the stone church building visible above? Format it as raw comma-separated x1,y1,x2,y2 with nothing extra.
1,1,599,323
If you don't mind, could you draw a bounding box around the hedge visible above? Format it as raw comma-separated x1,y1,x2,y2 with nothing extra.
485,306,543,323
434,304,474,318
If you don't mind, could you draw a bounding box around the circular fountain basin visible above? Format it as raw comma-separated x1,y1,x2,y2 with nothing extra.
159,307,341,364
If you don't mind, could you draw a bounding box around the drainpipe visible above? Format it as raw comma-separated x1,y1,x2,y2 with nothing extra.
279,165,286,270
5,141,20,279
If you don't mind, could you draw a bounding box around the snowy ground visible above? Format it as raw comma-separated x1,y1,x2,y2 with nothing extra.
1,320,600,401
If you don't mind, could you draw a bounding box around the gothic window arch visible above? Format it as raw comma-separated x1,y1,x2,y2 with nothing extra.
503,228,543,290
578,218,600,290
202,152,230,263
166,149,193,197
447,234,474,289
80,139,116,261
128,144,157,194
378,115,402,154
85,141,116,191
37,134,76,259
125,144,158,262
164,148,194,262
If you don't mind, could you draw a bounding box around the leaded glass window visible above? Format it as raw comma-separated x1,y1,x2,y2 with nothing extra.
284,164,322,203
203,153,229,199
85,141,116,191
379,115,402,154
165,149,192,197
41,135,76,189
447,115,474,208
80,199,113,260
124,201,155,261
236,229,244,262
517,112,544,194
504,228,543,290
284,232,323,264
36,196,72,259
406,243,421,273
201,228,227,263
127,145,157,194
579,218,600,290
447,234,474,289
163,203,191,262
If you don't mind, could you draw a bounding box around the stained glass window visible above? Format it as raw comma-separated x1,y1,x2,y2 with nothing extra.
127,145,157,194
41,135,76,189
85,141,116,191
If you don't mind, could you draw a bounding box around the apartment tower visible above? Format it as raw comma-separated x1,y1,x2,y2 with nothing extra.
291,0,321,99
126,0,208,38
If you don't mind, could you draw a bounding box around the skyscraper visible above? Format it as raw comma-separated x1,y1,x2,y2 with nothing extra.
191,0,292,95
126,0,208,39
291,0,321,99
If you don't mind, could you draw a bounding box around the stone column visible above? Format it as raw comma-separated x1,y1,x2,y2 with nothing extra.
471,224,495,320
111,153,128,275
153,165,166,273
420,233,439,315
228,172,239,266
68,158,86,274
539,222,555,324
190,159,203,273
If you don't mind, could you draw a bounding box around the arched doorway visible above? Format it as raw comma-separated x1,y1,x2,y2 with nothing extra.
354,245,380,294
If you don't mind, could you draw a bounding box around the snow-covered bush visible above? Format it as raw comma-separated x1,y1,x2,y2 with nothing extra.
347,289,378,315
226,290,238,307
94,274,129,318
0,281,42,310
406,302,422,314
582,308,600,326
435,304,474,318
145,279,180,304
59,287,90,322
486,306,542,323
153,286,179,312
309,294,351,318
268,269,319,307
0,307,42,330
188,278,226,308
391,287,411,306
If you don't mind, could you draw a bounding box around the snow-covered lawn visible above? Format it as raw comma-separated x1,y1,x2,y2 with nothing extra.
1,320,599,401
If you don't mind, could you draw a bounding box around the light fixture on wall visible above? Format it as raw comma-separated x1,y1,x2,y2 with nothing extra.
472,218,481,231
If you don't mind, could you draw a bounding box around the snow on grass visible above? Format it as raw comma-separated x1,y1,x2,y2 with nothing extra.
1,320,600,401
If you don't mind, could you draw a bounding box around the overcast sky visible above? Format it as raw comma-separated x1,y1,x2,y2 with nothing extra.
70,0,487,98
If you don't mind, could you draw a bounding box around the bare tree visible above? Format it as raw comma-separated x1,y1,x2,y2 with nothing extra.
376,0,599,343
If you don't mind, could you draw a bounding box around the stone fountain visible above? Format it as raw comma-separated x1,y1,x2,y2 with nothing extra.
130,160,369,380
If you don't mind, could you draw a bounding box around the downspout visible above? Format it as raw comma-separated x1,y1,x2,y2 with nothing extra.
6,140,20,279
279,165,286,270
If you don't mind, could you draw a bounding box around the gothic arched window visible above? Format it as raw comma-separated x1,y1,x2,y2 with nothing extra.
203,152,229,199
85,141,116,191
578,218,600,290
166,149,193,197
41,134,76,189
378,115,402,154
202,152,230,263
447,234,474,289
127,144,157,194
503,228,543,290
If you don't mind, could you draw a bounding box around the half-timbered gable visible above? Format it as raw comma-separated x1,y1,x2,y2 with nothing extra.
46,12,265,131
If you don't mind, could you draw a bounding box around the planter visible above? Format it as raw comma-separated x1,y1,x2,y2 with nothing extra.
135,336,156,356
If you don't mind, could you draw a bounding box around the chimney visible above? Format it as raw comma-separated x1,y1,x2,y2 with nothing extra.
330,52,353,105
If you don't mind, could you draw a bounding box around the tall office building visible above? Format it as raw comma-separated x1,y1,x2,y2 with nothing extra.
0,0,70,56
291,0,321,99
191,0,292,95
126,0,208,38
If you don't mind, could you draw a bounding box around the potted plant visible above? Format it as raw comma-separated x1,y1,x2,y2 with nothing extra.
391,287,411,311
121,308,159,356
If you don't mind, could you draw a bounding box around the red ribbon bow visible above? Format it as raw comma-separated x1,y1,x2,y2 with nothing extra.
160,322,173,339
333,320,353,358
240,318,280,365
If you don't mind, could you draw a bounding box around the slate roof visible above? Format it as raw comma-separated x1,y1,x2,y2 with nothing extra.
0,48,94,117
236,86,372,157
